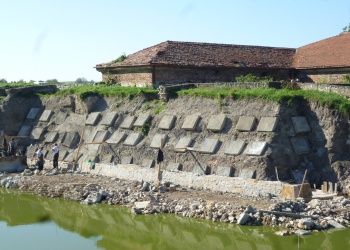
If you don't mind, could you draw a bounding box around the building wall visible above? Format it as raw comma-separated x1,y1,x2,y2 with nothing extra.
102,67,153,87
295,68,350,83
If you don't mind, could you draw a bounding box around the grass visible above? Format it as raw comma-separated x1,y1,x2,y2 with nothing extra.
0,83,35,89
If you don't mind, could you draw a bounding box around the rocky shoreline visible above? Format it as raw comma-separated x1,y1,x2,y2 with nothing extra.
0,168,349,235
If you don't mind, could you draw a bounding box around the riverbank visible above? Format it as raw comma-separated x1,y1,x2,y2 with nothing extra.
0,169,349,234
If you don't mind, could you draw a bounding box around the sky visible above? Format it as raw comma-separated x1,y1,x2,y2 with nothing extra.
1,0,350,83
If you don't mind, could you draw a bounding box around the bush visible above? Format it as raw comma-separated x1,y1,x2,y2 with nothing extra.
235,73,273,83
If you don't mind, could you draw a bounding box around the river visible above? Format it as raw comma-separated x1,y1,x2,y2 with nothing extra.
0,188,349,250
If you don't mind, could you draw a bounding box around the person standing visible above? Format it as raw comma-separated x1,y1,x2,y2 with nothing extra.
52,143,59,169
8,138,17,156
36,146,44,171
2,137,7,156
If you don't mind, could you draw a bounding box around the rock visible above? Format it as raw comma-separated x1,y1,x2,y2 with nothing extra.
244,205,255,214
237,213,251,225
327,219,346,229
295,229,311,235
297,218,315,230
82,191,102,205
341,199,350,206
134,201,150,210
275,230,292,236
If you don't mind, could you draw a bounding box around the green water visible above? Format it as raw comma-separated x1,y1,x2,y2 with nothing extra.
0,188,349,250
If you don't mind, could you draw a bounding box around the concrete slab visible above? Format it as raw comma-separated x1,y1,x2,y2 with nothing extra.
175,137,193,150
239,169,256,179
17,125,31,137
85,112,101,126
58,150,68,161
45,131,58,143
27,108,40,120
93,131,110,143
150,134,167,148
26,146,38,158
181,115,200,131
158,115,176,130
192,165,210,175
244,141,267,156
100,112,118,126
39,110,53,122
55,111,68,124
207,114,226,132
199,138,219,154
123,133,141,146
121,156,133,164
62,132,79,148
106,131,127,144
101,155,114,164
141,159,155,168
236,116,256,131
133,113,151,128
257,117,278,132
216,166,234,177
291,116,311,134
224,140,246,155
166,162,182,171
290,136,310,154
30,127,46,140
120,116,136,129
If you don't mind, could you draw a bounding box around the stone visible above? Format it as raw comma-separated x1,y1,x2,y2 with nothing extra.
141,159,155,168
237,213,251,225
291,116,311,134
26,146,38,158
175,137,193,150
39,110,53,122
121,156,133,164
239,169,256,179
55,111,68,124
244,141,267,156
58,150,68,161
224,140,246,155
290,136,310,154
93,131,110,143
150,134,167,148
181,115,200,131
207,114,226,132
101,154,114,163
192,165,210,175
133,113,151,128
45,131,58,143
257,117,278,132
123,133,141,146
166,162,182,171
100,112,118,126
85,112,101,126
26,108,40,120
199,138,219,154
216,166,234,177
134,201,150,210
106,131,127,144
158,115,176,130
120,116,136,129
62,132,79,148
30,127,46,140
236,116,256,131
17,125,31,137
294,230,311,236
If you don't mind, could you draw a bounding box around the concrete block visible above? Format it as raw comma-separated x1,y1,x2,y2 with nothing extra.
106,131,127,144
120,116,136,129
100,112,118,126
175,137,193,150
224,140,246,155
101,154,114,163
181,115,200,131
58,150,68,161
257,117,277,132
27,108,40,120
158,115,176,130
291,116,311,134
244,141,267,156
133,113,151,128
239,169,256,179
290,136,310,154
85,112,101,126
121,156,133,164
216,166,234,177
39,110,53,122
166,162,182,171
62,132,79,148
93,131,110,143
207,114,226,132
150,134,167,148
45,131,58,143
236,116,256,131
17,125,31,137
55,111,68,124
193,165,210,175
199,138,219,154
280,183,312,202
26,146,38,158
141,159,155,168
30,127,46,140
123,133,141,146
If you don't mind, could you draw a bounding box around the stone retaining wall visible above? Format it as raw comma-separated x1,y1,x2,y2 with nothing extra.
298,82,350,97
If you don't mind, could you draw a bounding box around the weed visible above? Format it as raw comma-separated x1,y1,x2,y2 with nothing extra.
235,73,273,83
154,104,167,115
141,119,152,137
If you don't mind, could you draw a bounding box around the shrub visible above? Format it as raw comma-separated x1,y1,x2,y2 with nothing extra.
235,73,273,83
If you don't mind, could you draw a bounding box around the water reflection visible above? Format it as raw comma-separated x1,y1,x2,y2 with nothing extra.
0,188,349,250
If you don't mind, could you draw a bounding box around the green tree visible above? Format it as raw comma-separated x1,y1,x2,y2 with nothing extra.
342,21,350,33
75,77,88,84
0,78,7,83
46,79,59,84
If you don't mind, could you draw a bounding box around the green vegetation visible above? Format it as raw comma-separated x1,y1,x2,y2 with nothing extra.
235,73,273,83
0,82,35,89
113,53,127,63
341,75,350,83
141,120,152,137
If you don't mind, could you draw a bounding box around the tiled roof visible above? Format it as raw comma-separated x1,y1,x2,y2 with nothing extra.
293,32,350,69
96,41,295,69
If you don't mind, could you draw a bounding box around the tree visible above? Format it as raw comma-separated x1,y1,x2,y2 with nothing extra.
0,78,7,83
46,79,59,84
341,21,350,33
75,77,88,84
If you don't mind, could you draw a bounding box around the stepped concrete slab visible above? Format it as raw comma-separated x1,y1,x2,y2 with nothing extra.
141,159,155,168
199,138,219,154
239,169,256,179
62,132,79,148
290,136,310,154
93,131,110,143
85,112,101,126
17,125,31,137
26,108,40,120
257,117,278,132
150,134,167,148
224,140,246,155
121,156,133,164
181,115,200,131
123,133,141,146
133,113,151,128
158,115,176,130
39,110,53,122
166,162,182,171
101,155,114,164
26,146,38,158
175,137,193,150
244,141,267,156
120,116,136,129
100,112,118,126
236,116,256,131
58,150,68,161
192,165,210,175
45,131,58,143
55,111,68,124
291,116,311,134
30,127,46,140
207,114,226,132
106,131,127,144
216,166,234,177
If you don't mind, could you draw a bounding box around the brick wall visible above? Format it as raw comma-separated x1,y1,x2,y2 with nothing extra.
102,67,153,87
295,68,350,83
